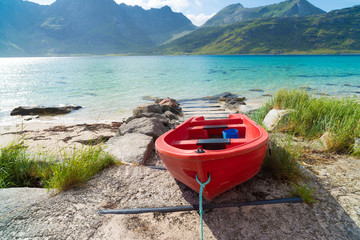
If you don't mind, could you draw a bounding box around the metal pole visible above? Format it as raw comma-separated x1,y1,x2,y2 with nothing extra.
98,197,302,215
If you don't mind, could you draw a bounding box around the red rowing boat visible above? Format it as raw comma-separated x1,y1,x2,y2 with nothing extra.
155,114,269,200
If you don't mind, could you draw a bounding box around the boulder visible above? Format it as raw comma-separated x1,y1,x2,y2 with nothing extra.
164,111,178,120
125,113,170,126
105,133,154,165
319,132,333,150
160,105,182,116
10,105,82,116
159,97,178,109
133,104,162,117
263,109,293,131
118,117,167,139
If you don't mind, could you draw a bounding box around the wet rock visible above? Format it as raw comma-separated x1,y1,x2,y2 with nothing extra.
10,105,82,116
118,117,167,139
204,92,237,101
218,92,238,101
224,97,246,111
133,104,162,117
105,133,154,165
263,109,293,131
249,89,264,92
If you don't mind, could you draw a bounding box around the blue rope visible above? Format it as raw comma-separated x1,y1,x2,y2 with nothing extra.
196,174,211,240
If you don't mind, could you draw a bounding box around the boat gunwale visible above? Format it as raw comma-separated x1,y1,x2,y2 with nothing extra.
155,114,269,160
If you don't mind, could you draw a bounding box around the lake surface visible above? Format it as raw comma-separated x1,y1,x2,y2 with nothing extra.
1,55,359,124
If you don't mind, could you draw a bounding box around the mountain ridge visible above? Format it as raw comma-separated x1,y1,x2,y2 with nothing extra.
159,5,360,55
203,0,326,27
0,0,196,56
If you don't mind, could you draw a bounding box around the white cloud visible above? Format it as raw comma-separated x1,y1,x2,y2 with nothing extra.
115,0,189,12
186,13,215,26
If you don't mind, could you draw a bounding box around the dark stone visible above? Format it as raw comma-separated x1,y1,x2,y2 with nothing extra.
249,89,264,92
224,97,246,110
203,92,237,101
164,111,178,120
133,104,162,117
160,105,182,116
10,105,82,116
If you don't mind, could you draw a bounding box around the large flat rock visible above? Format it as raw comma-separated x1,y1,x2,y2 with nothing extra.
105,133,154,165
118,117,167,139
0,188,50,224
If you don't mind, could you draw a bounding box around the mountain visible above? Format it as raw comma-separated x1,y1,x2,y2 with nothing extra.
159,6,360,55
0,0,195,56
204,0,325,27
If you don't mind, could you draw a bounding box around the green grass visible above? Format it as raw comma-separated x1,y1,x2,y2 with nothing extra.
0,138,117,191
262,135,304,182
0,138,46,188
258,89,360,154
291,182,318,204
45,146,116,191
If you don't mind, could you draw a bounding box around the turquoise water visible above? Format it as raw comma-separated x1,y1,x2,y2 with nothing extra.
1,55,359,123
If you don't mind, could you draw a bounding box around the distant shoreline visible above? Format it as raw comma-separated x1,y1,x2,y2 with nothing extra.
2,52,360,58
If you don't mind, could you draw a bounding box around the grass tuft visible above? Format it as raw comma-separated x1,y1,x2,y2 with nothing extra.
1,138,117,191
291,182,318,204
0,137,45,188
45,145,116,191
262,135,304,182
257,89,360,154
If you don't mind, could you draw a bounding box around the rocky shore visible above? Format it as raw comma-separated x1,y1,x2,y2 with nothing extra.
0,95,360,239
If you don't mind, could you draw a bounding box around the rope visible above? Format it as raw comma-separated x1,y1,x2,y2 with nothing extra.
196,174,211,240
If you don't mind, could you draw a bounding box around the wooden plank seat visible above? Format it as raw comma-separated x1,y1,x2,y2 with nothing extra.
173,138,247,148
188,124,245,131
197,138,230,145
203,125,228,129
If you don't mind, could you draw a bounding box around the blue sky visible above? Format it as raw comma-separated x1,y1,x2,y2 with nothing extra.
28,0,360,26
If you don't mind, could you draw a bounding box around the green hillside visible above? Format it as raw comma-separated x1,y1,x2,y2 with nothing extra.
159,6,360,55
204,0,325,27
0,0,196,56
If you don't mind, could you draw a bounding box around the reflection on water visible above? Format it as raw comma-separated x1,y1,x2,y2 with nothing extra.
0,55,359,124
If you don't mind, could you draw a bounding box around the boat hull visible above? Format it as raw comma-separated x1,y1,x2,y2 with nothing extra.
155,114,268,200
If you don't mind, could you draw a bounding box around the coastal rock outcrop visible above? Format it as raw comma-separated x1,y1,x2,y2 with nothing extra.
118,116,167,139
159,97,179,109
133,104,163,117
105,133,154,165
10,105,82,116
